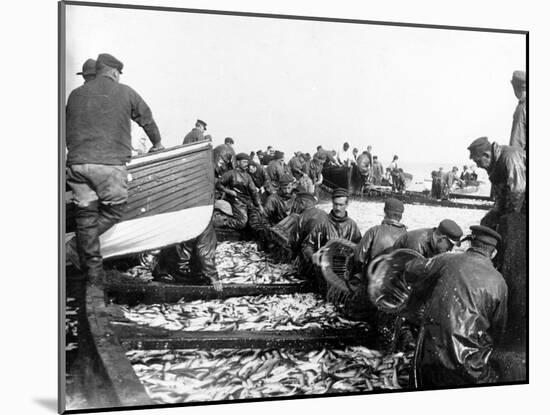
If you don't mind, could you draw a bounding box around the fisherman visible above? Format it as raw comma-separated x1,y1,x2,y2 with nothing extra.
294,194,328,253
260,146,276,165
389,155,400,192
213,153,265,230
303,188,362,284
213,137,236,177
337,142,354,167
460,165,471,183
467,136,526,229
263,174,296,225
308,156,324,198
365,145,374,175
371,156,384,186
289,151,308,181
430,170,441,199
509,70,527,151
356,151,372,185
76,58,96,83
183,119,207,144
65,53,164,285
391,219,463,258
354,198,406,273
404,225,508,387
153,221,222,291
247,161,269,194
441,166,463,200
266,151,291,185
314,145,338,167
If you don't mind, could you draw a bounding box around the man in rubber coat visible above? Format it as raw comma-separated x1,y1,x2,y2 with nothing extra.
467,136,526,230
214,153,264,230
404,225,508,387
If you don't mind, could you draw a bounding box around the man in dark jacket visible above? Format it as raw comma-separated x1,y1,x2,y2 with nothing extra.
214,153,265,230
213,137,236,177
266,151,291,185
264,174,296,225
302,189,362,282
354,198,407,273
467,136,526,229
247,161,269,192
509,70,527,151
404,225,508,387
65,53,164,284
183,119,207,144
391,219,463,258
356,151,372,184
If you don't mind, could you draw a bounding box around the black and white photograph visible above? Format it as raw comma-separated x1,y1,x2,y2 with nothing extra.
58,1,528,413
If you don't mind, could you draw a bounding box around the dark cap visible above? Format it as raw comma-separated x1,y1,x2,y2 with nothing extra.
384,198,404,214
274,151,285,160
511,70,526,87
77,58,96,76
279,174,294,185
296,192,317,203
96,53,123,73
332,188,349,199
437,219,463,242
467,136,492,155
236,152,249,161
470,225,502,247
196,119,207,130
224,137,234,145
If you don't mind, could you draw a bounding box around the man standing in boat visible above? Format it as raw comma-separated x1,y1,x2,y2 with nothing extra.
183,119,207,144
467,136,526,229
509,70,527,151
214,153,265,230
66,53,164,285
266,151,291,185
337,142,354,167
76,58,96,84
441,166,463,200
371,156,384,186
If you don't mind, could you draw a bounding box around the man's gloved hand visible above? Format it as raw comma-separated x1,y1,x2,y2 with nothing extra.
149,144,165,153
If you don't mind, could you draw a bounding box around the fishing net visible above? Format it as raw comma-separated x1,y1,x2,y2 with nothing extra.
366,249,423,314
318,239,359,305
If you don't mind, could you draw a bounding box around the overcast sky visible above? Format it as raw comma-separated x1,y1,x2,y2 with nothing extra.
64,4,525,165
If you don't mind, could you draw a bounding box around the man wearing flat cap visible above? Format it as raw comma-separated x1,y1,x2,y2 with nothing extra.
404,225,508,387
214,152,265,230
183,119,208,145
391,219,463,258
302,188,361,282
467,136,526,229
65,52,164,285
509,70,527,151
355,198,407,272
76,58,96,84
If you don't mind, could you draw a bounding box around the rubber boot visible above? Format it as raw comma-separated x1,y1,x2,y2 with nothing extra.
74,201,104,286
66,203,125,270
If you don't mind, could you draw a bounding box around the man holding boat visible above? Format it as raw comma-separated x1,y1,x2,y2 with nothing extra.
183,119,207,144
65,53,164,285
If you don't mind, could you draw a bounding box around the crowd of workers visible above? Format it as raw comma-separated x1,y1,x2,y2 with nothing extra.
64,53,527,390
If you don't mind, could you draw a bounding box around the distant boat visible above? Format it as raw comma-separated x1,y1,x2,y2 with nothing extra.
65,140,215,260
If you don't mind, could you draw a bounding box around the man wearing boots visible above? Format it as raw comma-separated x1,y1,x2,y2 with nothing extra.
65,53,164,285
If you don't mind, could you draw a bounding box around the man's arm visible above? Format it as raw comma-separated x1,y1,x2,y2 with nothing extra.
129,88,163,151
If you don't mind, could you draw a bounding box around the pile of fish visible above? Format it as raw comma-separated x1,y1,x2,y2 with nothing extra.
128,347,413,404
65,297,78,352
216,241,302,284
120,293,368,332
